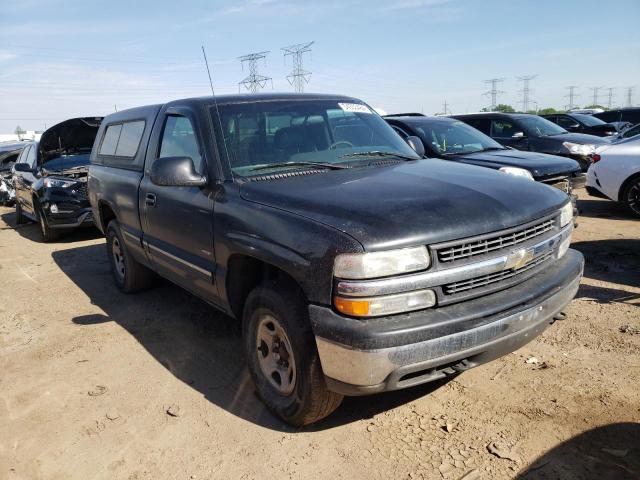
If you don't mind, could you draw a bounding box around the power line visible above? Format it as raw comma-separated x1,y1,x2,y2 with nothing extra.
483,78,505,111
624,86,635,107
282,41,314,93
517,74,537,112
565,86,579,110
606,87,616,109
589,86,604,106
238,51,272,93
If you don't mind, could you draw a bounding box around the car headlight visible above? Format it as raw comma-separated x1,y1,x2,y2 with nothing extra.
562,142,596,156
0,181,7,192
334,289,436,317
499,167,534,180
43,178,75,188
559,201,573,228
334,246,430,279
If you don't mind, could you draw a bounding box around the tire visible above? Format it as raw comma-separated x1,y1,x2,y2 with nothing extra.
36,203,60,242
621,176,640,217
243,282,343,426
106,220,155,293
15,201,27,225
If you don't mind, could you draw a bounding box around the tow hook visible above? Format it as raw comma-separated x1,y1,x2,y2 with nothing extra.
550,312,567,324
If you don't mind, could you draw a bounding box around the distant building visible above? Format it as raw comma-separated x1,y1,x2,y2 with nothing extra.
0,131,43,142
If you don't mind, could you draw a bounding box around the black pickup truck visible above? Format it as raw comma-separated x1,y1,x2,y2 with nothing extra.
89,93,584,426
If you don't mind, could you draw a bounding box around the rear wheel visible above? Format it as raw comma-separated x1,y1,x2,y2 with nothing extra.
622,176,640,217
36,203,60,242
106,220,155,293
243,282,343,426
15,201,27,225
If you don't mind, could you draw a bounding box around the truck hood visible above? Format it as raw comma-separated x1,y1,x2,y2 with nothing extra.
552,132,610,145
450,149,580,179
239,159,568,251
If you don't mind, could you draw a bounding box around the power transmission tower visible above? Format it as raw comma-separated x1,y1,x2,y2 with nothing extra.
565,86,579,110
483,78,505,111
589,86,603,106
517,75,537,112
238,51,272,93
281,41,314,93
606,87,616,109
624,86,635,107
442,100,450,115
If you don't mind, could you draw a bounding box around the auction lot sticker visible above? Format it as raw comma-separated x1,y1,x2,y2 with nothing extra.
338,103,372,114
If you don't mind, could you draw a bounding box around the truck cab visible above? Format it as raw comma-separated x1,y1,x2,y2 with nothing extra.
89,94,584,426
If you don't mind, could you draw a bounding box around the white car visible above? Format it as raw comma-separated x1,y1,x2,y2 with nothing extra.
586,135,640,216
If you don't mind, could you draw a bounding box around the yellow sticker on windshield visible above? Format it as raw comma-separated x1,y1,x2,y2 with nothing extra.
338,103,372,114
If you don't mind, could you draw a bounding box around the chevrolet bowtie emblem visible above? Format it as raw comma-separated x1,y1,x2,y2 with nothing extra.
505,247,535,270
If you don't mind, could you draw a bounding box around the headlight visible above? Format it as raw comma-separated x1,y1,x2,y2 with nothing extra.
334,246,430,279
0,181,6,192
499,167,534,180
562,142,596,156
559,201,573,228
43,178,75,188
334,289,436,317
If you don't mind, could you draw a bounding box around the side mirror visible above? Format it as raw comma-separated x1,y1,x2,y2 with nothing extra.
512,132,526,139
13,163,33,173
405,136,426,157
150,156,207,187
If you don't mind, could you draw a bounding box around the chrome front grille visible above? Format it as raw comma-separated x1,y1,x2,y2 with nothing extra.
443,251,553,295
437,218,555,264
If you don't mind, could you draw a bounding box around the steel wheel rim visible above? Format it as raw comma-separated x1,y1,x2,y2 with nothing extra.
256,314,297,395
112,237,126,280
627,182,640,215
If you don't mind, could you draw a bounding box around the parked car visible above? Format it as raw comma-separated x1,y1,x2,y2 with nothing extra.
89,93,583,426
586,135,640,216
384,114,583,196
612,123,640,141
541,112,625,137
0,145,22,206
13,117,103,241
451,112,609,171
594,107,640,126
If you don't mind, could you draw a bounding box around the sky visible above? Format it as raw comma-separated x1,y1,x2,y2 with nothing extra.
0,0,639,133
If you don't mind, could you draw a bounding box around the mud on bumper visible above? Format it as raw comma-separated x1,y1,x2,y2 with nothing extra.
310,249,584,396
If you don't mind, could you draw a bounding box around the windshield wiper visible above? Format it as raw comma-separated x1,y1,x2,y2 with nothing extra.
247,161,349,172
480,147,507,151
339,151,419,161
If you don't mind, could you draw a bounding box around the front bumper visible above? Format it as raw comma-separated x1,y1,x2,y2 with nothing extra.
310,249,584,395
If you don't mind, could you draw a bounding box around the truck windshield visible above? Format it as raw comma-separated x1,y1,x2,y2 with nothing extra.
412,119,505,155
210,99,419,176
518,116,567,137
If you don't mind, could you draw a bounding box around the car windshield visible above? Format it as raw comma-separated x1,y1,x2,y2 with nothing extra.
211,99,419,176
411,119,505,155
518,116,567,136
572,113,605,126
43,153,91,172
622,124,640,138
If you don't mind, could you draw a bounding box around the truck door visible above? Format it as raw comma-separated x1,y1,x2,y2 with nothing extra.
139,107,219,304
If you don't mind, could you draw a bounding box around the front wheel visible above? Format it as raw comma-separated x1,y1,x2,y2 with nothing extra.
243,283,343,426
622,176,640,217
106,220,155,293
36,204,60,242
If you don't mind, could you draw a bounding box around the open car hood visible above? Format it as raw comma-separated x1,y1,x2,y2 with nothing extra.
39,117,103,165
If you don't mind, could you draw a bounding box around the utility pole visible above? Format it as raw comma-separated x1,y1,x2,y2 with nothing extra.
624,86,635,107
565,86,579,110
517,74,537,112
589,86,603,106
606,87,615,109
238,51,272,93
442,100,450,115
281,41,314,93
483,78,505,111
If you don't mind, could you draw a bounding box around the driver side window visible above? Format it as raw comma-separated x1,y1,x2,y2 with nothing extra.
491,119,518,138
159,115,204,174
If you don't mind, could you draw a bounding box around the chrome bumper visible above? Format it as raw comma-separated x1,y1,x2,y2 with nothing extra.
314,250,583,394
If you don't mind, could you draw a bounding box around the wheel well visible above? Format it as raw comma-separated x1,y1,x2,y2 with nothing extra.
99,202,116,232
618,172,640,201
226,255,305,320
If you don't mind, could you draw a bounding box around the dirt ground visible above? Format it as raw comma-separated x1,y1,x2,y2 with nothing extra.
0,189,638,480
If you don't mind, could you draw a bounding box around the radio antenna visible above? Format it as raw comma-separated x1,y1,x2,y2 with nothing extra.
201,45,230,172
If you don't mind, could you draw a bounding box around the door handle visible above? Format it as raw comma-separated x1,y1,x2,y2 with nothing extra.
145,193,157,207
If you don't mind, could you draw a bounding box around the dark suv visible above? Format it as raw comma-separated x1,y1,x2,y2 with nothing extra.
594,107,640,126
541,112,623,137
385,114,582,194
13,117,102,241
452,112,608,171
